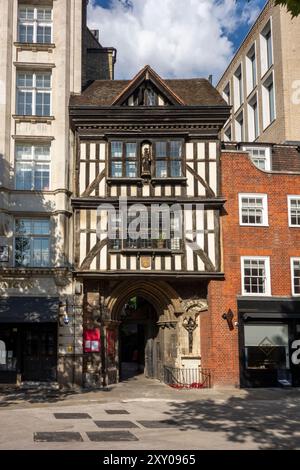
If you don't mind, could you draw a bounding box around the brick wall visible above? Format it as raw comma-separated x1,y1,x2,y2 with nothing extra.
202,149,300,387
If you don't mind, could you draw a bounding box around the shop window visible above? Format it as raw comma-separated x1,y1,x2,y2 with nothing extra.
244,324,289,370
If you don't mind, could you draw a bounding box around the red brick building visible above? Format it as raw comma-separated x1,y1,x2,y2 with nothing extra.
203,143,300,387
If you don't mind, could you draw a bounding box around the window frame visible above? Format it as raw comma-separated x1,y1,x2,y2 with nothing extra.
239,193,269,227
18,5,53,44
14,218,51,268
291,257,300,297
109,141,139,179
108,208,183,253
153,139,184,179
242,146,271,171
288,195,300,228
16,71,52,117
241,256,271,296
15,142,51,191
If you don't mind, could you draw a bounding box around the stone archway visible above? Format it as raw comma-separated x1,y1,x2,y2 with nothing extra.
103,280,183,384
105,280,183,324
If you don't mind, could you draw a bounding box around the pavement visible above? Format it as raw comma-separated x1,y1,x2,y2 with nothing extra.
1,375,300,450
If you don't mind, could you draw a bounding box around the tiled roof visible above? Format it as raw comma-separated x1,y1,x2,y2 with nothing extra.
70,78,227,107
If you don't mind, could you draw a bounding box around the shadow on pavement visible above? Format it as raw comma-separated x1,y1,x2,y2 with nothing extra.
163,390,300,450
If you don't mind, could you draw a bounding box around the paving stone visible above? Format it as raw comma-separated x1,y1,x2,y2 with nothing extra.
34,432,83,442
94,420,139,428
105,410,130,415
87,431,138,442
138,420,178,428
54,413,91,419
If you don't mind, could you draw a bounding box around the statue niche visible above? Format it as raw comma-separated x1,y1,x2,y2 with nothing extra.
141,141,152,178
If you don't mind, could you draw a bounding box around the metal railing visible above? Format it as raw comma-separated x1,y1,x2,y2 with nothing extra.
163,366,211,389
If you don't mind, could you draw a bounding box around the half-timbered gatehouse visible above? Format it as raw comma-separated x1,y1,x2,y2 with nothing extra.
69,66,230,386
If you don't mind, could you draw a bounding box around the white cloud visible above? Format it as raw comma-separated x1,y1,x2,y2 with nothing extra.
87,0,262,82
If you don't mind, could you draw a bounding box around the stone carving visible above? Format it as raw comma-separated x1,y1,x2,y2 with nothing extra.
183,316,197,354
0,278,35,290
0,214,12,237
141,144,152,175
181,298,208,315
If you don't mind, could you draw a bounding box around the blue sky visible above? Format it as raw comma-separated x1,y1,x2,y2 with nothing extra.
89,0,267,81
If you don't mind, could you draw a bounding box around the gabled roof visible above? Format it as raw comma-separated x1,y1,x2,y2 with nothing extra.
70,65,227,107
111,65,185,105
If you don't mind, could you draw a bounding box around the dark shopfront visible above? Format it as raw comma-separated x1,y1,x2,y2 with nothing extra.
238,298,300,388
0,297,58,384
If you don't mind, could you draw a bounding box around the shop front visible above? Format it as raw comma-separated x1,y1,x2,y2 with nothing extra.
238,299,300,388
0,297,59,384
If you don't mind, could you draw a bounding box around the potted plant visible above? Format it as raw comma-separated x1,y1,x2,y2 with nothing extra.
157,233,166,249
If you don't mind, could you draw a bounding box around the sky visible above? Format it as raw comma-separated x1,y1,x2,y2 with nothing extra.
87,0,267,83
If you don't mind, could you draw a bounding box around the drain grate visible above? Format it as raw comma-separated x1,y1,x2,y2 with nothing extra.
34,432,83,442
94,420,139,429
54,413,91,419
87,431,138,442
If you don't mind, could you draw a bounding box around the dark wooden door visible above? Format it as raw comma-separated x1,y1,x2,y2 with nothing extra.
22,324,57,382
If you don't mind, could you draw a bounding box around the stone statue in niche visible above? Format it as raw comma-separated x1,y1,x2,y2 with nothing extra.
141,143,152,177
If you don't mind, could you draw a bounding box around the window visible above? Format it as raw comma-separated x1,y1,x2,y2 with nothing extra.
260,20,273,76
241,257,271,295
110,141,137,178
15,219,50,267
16,72,51,116
109,209,181,251
247,94,259,141
233,65,243,111
15,143,50,190
288,196,300,227
291,258,300,296
224,125,232,142
244,324,289,370
155,141,182,178
242,146,271,171
239,194,268,226
235,111,244,142
262,73,275,129
246,44,257,95
18,6,53,44
222,82,230,104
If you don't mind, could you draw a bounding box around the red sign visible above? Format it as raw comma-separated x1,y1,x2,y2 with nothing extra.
83,329,100,353
107,329,116,359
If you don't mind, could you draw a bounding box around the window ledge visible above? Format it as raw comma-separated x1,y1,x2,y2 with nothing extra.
240,224,269,227
12,115,55,124
151,177,187,186
107,178,143,186
14,42,55,52
109,249,183,255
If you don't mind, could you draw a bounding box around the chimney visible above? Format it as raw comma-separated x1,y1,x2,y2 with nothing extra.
208,75,213,84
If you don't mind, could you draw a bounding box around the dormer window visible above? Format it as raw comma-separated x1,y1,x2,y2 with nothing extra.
242,146,271,171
